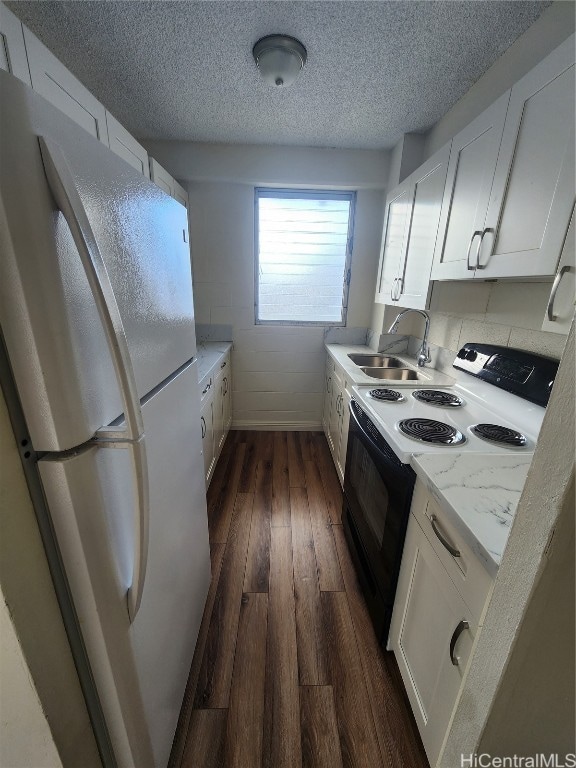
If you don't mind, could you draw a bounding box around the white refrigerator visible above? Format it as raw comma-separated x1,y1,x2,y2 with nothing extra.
0,71,211,767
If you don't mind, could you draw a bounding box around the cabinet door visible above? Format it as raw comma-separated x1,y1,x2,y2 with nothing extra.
479,36,575,278
222,374,232,433
327,377,343,458
213,375,225,456
375,181,414,304
172,178,189,209
149,158,174,197
200,397,215,486
390,516,475,767
322,361,333,435
23,28,109,145
105,112,150,178
336,387,351,486
431,92,510,281
542,208,575,335
397,143,451,309
0,4,31,85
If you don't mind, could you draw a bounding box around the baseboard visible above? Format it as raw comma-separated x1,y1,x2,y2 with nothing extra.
231,420,323,431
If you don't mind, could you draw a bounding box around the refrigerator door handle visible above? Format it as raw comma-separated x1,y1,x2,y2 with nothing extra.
38,136,144,442
39,136,149,621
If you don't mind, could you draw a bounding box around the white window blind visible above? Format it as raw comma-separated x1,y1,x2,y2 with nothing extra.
255,189,355,324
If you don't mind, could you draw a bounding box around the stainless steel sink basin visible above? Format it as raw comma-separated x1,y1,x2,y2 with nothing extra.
360,367,419,381
348,354,404,367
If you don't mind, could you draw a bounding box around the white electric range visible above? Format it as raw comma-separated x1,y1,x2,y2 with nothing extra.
350,342,556,464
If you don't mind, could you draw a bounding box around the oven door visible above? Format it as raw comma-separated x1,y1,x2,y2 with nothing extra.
342,400,416,638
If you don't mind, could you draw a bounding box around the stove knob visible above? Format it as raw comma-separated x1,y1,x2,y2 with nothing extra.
466,350,478,362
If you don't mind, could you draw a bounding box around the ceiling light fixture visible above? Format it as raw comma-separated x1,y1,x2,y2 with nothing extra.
252,34,307,87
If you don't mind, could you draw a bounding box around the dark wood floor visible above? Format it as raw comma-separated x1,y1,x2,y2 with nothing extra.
170,430,427,768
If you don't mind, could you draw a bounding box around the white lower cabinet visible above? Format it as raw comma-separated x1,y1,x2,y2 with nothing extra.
199,351,232,488
390,481,494,767
322,353,351,487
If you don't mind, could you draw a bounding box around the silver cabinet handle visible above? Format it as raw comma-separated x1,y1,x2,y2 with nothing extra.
220,360,227,369
466,231,483,271
326,375,331,394
391,278,397,301
430,514,461,557
200,415,206,439
40,136,149,622
202,380,211,395
547,266,573,321
223,376,228,395
396,277,403,301
449,620,469,666
475,227,494,270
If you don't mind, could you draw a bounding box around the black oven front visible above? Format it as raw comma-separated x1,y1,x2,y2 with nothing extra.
342,399,416,644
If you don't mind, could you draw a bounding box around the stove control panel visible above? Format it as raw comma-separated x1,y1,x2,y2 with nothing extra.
454,343,559,407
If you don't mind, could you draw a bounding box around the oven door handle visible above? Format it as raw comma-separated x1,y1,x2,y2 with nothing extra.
348,400,394,466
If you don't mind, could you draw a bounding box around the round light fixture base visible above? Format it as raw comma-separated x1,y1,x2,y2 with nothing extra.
252,34,307,87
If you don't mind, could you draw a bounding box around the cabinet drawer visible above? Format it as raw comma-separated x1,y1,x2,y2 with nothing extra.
410,481,493,625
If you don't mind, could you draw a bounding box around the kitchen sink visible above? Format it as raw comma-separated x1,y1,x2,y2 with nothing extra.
360,367,419,381
348,354,404,367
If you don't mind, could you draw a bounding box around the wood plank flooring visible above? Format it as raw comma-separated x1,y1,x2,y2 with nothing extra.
172,431,427,768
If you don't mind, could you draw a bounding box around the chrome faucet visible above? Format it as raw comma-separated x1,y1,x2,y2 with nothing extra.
387,309,432,367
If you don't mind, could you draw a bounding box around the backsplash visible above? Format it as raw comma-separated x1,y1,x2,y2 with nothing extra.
372,280,570,368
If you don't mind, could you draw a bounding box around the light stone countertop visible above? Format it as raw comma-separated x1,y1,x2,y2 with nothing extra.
196,341,233,385
325,343,456,388
410,453,533,577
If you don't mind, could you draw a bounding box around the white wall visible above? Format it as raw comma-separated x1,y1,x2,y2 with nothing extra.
145,141,388,428
0,587,63,768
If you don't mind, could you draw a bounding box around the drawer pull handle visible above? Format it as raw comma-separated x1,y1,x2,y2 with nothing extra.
200,416,206,439
430,514,461,557
449,620,469,666
220,360,227,369
202,381,211,395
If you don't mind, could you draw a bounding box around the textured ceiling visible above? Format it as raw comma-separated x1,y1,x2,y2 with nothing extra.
9,1,551,149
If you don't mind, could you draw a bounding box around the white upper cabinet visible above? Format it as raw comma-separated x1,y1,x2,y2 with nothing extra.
541,208,575,335
0,4,31,85
23,27,109,145
172,179,189,210
376,143,450,309
375,181,413,304
431,91,510,281
397,143,451,309
149,158,189,208
105,112,150,178
478,35,575,278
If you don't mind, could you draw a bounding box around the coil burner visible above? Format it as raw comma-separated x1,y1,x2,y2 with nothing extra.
369,388,404,402
471,423,527,448
398,418,466,446
411,390,464,408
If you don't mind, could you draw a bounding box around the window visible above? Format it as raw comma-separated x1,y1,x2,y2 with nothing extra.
255,189,356,325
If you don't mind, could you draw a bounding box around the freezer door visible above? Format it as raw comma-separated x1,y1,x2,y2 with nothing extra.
39,362,211,768
0,71,196,451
